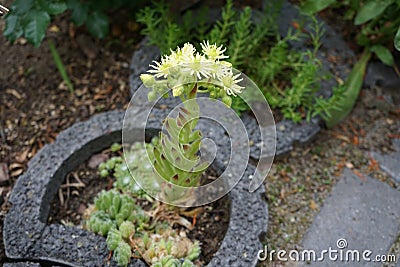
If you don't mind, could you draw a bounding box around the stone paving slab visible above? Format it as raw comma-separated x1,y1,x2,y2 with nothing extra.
371,138,400,183
371,151,400,183
299,168,400,266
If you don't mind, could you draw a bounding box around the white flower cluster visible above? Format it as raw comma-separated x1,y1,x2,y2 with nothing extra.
140,41,244,97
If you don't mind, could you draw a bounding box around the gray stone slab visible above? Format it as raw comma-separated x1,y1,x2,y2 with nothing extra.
372,151,400,183
300,168,400,266
392,138,400,152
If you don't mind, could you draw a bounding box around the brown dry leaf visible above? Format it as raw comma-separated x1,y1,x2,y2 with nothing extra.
368,155,380,172
68,22,75,38
352,135,359,145
345,162,354,169
6,88,23,99
15,149,29,163
0,163,10,184
332,133,350,143
127,21,140,32
76,35,98,59
327,54,338,63
100,85,113,95
310,200,318,210
111,25,122,37
353,169,367,181
17,38,27,45
280,188,285,199
78,203,87,214
10,168,23,177
9,162,23,170
49,25,60,32
93,94,106,100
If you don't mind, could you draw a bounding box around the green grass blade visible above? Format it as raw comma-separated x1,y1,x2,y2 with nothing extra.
48,40,74,93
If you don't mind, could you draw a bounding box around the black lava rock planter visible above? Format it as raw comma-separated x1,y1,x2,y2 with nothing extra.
129,1,356,157
3,110,268,267
4,263,41,267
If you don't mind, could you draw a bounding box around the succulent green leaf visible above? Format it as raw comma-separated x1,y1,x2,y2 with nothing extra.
181,259,196,267
106,228,122,251
325,50,371,128
87,210,115,236
113,241,131,267
151,255,180,267
111,143,122,152
119,221,135,239
186,241,201,261
354,0,394,25
100,169,109,178
370,45,394,66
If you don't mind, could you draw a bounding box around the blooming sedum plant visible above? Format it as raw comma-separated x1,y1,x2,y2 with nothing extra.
140,41,244,203
141,41,244,103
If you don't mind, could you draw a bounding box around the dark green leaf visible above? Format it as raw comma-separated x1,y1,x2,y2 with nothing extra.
354,0,394,25
66,0,88,26
86,11,109,39
89,0,111,11
22,10,51,47
4,14,23,43
10,0,35,15
370,45,394,66
38,0,68,15
300,0,335,14
395,27,400,51
325,50,371,128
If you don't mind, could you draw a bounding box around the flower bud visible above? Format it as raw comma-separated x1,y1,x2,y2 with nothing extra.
222,95,232,107
148,90,157,101
172,85,184,97
140,74,155,87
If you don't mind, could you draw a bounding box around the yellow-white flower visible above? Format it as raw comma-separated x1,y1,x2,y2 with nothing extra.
201,41,229,61
209,60,232,79
148,56,174,78
218,73,244,96
181,53,212,79
180,43,196,60
143,42,244,96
